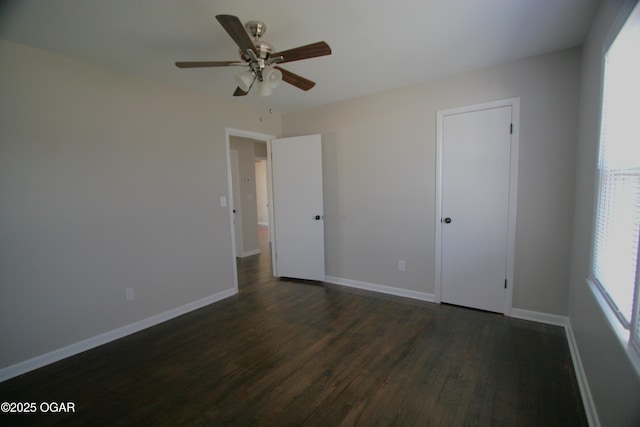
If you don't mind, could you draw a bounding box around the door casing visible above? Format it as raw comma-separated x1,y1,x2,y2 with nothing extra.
225,128,275,292
434,98,520,315
230,149,243,258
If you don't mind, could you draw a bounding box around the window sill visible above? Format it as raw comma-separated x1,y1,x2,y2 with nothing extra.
587,278,640,377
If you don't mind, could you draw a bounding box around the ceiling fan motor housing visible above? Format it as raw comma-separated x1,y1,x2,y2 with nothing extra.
241,41,274,62
240,20,273,62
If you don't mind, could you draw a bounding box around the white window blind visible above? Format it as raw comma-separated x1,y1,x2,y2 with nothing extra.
592,2,640,352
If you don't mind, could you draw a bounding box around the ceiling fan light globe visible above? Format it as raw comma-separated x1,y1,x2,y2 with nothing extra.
258,80,274,97
235,70,255,92
265,67,283,89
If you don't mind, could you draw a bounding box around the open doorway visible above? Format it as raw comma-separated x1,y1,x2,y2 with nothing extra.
225,128,274,290
229,136,269,258
226,129,325,286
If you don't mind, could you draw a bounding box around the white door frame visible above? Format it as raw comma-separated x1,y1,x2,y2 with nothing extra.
434,98,520,315
230,149,243,258
225,128,275,291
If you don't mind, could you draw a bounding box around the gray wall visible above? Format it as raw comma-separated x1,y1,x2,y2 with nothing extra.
283,48,581,315
568,0,640,425
0,40,280,369
255,159,269,226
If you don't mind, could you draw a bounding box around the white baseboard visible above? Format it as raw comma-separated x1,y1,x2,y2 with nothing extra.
509,308,567,327
240,249,261,257
509,308,599,427
258,222,269,227
325,275,435,303
0,287,237,383
564,318,600,427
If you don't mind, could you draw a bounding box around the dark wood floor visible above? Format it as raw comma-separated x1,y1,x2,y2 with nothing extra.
0,227,586,426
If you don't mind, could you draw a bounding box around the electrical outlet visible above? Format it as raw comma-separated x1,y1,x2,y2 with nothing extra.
398,260,406,271
125,288,135,301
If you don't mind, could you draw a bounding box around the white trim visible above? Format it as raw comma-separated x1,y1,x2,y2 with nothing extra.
266,139,277,277
588,278,631,349
509,308,567,327
258,222,269,227
587,278,640,377
225,128,276,143
0,288,237,383
504,99,520,315
325,276,435,303
240,249,261,257
229,148,243,258
435,98,520,314
434,112,443,303
565,318,601,427
226,143,239,290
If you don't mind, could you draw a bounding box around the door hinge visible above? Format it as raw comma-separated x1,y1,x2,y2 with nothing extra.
504,279,508,289
510,123,513,134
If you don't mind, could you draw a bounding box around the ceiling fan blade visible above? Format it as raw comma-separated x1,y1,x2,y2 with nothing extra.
233,87,249,96
175,61,243,68
275,66,316,91
215,14,258,56
272,41,331,64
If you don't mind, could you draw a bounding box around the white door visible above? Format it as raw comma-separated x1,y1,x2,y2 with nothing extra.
440,105,512,313
271,134,325,281
230,149,243,258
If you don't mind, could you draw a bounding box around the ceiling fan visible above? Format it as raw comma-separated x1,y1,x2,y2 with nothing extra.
175,15,332,97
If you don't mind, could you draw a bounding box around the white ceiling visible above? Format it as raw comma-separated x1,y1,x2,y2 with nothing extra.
0,0,598,114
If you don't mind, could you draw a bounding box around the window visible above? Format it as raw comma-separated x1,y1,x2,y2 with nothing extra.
591,2,640,360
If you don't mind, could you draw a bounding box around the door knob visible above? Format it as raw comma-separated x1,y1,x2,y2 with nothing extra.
315,215,322,220
444,217,452,224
